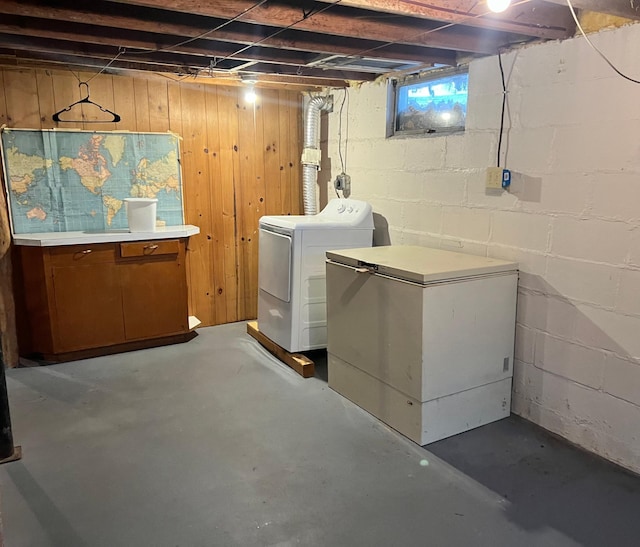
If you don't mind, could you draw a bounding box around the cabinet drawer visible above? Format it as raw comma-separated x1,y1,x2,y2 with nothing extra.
49,244,117,266
120,239,180,258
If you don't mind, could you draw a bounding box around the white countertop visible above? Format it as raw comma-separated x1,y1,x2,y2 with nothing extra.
13,225,200,247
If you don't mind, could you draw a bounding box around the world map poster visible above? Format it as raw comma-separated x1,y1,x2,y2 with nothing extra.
1,128,185,234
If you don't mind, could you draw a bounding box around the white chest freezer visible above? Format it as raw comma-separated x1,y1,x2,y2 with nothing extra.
326,245,518,445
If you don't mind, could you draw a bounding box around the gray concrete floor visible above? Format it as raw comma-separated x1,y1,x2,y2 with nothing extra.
1,322,639,547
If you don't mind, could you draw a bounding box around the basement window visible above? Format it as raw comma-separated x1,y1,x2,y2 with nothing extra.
390,66,469,137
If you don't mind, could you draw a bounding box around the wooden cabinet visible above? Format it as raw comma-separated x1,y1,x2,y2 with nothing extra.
14,238,192,361
119,240,188,341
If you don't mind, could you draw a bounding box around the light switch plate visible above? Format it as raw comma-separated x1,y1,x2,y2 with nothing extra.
486,167,503,189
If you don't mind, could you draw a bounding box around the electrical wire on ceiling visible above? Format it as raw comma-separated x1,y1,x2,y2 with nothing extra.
327,0,533,71
86,48,126,83
566,0,640,84
207,0,343,74
65,47,126,86
62,0,270,82
133,0,343,81
128,0,269,56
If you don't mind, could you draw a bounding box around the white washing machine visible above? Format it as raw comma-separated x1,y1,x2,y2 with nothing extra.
258,199,374,352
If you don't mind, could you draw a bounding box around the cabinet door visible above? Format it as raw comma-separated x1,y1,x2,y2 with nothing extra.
51,262,126,352
119,241,188,341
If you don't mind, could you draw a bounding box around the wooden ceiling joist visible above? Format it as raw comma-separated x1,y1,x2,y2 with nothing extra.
314,0,576,39
0,29,376,80
102,0,524,54
0,18,316,67
0,1,456,66
541,0,640,20
0,0,609,84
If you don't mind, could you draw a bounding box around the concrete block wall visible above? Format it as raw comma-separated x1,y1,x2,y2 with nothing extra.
321,22,640,473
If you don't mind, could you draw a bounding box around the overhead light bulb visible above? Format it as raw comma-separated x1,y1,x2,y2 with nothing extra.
487,0,512,13
245,88,257,103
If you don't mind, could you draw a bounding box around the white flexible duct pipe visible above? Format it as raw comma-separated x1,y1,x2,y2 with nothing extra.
302,96,331,215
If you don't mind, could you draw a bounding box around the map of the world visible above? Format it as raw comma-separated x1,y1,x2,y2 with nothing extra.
1,128,184,234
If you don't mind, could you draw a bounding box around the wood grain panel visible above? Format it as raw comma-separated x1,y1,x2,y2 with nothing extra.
278,89,292,215
133,78,151,131
3,69,40,127
112,76,137,131
147,79,169,133
119,239,180,258
236,91,257,318
51,261,125,352
77,72,117,131
236,93,267,318
248,96,266,318
119,241,188,341
51,70,84,130
0,66,304,339
35,69,56,129
262,88,283,215
0,69,7,126
216,86,240,322
180,83,215,325
203,85,228,324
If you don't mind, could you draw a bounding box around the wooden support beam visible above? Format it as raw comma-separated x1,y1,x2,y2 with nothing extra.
541,0,640,21
315,0,576,39
247,321,315,378
0,1,455,66
0,58,348,89
0,17,314,67
102,0,524,54
0,36,377,81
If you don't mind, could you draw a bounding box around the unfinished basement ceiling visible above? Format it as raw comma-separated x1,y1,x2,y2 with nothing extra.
0,0,637,87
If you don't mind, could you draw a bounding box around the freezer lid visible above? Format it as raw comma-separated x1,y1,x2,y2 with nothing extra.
326,245,518,283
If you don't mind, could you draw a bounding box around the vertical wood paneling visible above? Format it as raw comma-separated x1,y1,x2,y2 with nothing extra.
216,86,241,321
112,76,137,131
148,80,169,133
133,79,151,131
4,69,40,127
0,67,303,329
51,71,84,130
236,96,266,318
203,86,228,324
165,80,194,316
35,69,56,129
262,89,283,215
278,89,292,215
250,98,266,317
236,92,259,318
77,73,116,131
0,70,8,126
180,84,215,325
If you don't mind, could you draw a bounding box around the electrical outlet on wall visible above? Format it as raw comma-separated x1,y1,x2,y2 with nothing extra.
486,167,503,189
335,172,351,193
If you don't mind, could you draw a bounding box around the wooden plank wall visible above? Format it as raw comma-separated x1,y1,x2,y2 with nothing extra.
0,67,304,353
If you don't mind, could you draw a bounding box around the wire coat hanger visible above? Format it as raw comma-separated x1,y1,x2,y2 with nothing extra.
52,82,121,123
